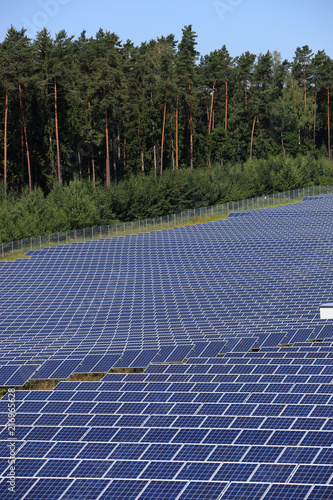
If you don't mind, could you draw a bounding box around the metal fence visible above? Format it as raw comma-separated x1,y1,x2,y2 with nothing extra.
1,184,332,260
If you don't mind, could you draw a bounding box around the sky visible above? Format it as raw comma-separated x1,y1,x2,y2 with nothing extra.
1,0,332,62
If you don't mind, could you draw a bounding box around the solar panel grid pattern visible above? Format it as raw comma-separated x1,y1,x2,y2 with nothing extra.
1,343,333,498
0,194,333,498
1,195,333,383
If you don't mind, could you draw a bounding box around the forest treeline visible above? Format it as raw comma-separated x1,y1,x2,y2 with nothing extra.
0,25,333,243
0,25,332,194
0,155,332,243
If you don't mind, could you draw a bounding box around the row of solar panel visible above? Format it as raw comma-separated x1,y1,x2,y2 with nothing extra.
1,341,333,386
0,329,331,385
1,195,333,386
1,476,332,500
1,456,333,484
2,431,333,462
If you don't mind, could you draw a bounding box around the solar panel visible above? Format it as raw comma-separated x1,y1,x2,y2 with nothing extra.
1,194,333,497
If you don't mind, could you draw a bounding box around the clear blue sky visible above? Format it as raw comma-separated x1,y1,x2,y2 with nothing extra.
1,0,332,62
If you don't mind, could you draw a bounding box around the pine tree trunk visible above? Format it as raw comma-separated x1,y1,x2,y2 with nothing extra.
176,92,179,170
207,80,216,167
19,82,32,193
160,87,167,176
225,79,228,131
141,150,144,172
171,138,175,170
250,116,256,161
206,102,209,131
112,124,117,182
328,87,331,160
92,150,95,188
189,84,193,170
49,135,54,174
54,78,61,184
78,151,82,179
245,83,247,112
304,67,306,108
4,88,8,199
105,102,111,187
153,143,157,177
21,119,24,173
123,138,126,171
208,80,216,135
88,99,95,186
281,131,286,157
189,102,193,170
313,84,317,150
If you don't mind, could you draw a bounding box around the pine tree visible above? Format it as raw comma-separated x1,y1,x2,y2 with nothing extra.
1,27,34,191
34,28,55,188
292,46,313,109
311,50,327,150
90,29,121,185
176,26,199,169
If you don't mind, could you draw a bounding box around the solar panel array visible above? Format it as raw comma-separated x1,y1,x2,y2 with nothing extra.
0,341,333,499
1,195,333,385
0,194,333,498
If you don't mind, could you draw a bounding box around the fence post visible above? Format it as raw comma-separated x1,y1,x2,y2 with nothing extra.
124,224,126,235
100,226,102,238
2,244,3,259
108,225,110,237
66,231,68,244
39,236,41,250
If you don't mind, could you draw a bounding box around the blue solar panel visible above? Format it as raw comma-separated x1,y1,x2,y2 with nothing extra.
98,480,147,500
0,478,39,500
1,194,333,497
59,479,110,500
135,480,187,500
262,484,311,500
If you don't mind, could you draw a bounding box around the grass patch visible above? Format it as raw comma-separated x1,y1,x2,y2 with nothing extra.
0,367,148,399
1,253,31,262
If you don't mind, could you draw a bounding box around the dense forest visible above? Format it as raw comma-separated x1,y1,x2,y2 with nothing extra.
0,25,332,242
1,156,333,243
